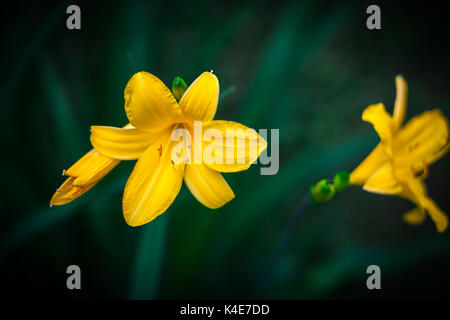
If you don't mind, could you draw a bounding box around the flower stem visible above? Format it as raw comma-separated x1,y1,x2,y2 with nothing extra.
253,193,310,298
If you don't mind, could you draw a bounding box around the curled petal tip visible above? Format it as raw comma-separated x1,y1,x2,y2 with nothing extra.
436,219,448,233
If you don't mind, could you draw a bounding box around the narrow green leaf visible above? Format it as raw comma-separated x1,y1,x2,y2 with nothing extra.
38,53,84,156
130,212,169,299
0,203,81,260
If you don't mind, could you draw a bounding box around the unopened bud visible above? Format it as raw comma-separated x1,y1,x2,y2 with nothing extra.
333,171,350,193
171,76,188,102
310,179,335,203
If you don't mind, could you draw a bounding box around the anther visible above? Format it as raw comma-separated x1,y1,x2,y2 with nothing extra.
417,162,429,180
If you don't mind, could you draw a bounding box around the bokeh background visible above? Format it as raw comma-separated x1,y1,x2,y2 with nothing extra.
1,0,450,299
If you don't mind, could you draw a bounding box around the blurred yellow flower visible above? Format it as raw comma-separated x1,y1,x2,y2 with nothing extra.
350,76,449,232
51,71,266,227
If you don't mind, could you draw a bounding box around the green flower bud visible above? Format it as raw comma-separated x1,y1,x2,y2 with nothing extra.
171,76,188,102
333,171,350,193
310,179,335,203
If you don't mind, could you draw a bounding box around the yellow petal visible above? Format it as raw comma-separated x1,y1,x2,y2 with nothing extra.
402,206,426,225
64,149,119,186
400,172,448,233
395,110,447,151
124,72,184,131
122,134,185,227
394,110,449,170
90,125,165,160
184,163,235,209
350,143,389,186
50,149,119,205
422,197,448,233
363,162,402,195
362,103,395,155
200,120,267,173
51,177,87,206
179,72,219,121
393,75,408,128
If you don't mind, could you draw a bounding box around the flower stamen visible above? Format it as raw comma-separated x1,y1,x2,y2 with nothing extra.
416,161,429,180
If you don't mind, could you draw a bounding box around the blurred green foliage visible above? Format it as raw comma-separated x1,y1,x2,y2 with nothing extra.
1,0,450,299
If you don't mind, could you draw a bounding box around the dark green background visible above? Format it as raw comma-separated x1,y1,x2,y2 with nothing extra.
1,0,450,299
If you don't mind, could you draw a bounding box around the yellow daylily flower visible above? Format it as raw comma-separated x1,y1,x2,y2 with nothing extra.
51,71,267,227
350,76,450,232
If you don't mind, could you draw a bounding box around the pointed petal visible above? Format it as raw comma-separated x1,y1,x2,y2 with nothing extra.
122,135,184,227
50,177,98,206
393,75,408,128
362,103,396,155
394,110,449,170
402,206,426,225
399,171,448,233
51,149,119,205
199,120,267,173
64,149,120,186
363,162,402,195
124,72,184,131
422,197,448,233
51,177,83,205
179,72,219,121
184,163,235,209
90,125,165,160
350,143,389,186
